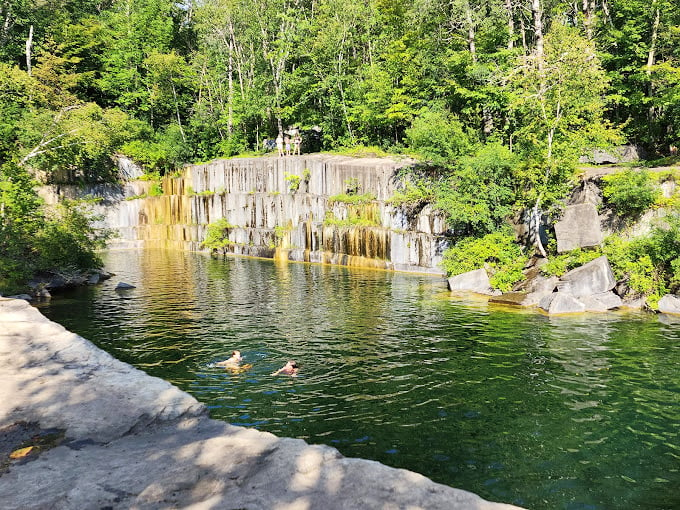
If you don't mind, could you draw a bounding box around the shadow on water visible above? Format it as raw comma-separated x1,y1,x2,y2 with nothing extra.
39,249,680,510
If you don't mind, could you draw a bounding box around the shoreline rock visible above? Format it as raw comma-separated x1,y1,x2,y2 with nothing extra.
0,297,522,510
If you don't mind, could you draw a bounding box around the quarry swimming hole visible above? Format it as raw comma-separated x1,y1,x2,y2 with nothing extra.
39,249,680,510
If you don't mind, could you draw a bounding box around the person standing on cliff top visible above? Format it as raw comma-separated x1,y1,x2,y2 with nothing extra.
276,133,284,157
293,133,302,155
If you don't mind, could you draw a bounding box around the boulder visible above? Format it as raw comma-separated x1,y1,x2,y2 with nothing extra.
554,203,603,253
523,275,558,306
447,268,500,296
658,294,680,315
87,273,101,285
580,291,622,312
34,287,51,300
489,292,530,307
578,144,645,164
543,292,586,315
622,297,646,310
558,256,616,297
538,292,557,311
7,294,33,301
115,282,136,290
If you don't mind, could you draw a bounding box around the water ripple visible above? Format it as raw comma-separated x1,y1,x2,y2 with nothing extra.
39,250,680,510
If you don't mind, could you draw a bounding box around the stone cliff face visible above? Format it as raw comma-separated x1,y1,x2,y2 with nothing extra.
40,155,449,274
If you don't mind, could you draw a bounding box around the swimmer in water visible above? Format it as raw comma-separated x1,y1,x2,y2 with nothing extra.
271,360,299,376
215,350,243,367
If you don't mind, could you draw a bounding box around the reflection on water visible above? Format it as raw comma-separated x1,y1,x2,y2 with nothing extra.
39,249,680,510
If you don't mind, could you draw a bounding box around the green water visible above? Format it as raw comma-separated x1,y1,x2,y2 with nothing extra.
39,249,680,509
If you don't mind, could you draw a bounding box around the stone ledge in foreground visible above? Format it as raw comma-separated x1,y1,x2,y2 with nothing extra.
0,297,523,510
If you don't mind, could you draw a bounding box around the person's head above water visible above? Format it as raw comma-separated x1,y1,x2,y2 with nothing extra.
230,350,242,362
272,359,299,375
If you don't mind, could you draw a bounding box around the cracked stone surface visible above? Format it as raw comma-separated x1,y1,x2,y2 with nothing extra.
0,297,523,510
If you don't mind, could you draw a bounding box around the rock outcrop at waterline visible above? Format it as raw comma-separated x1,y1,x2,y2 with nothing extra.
468,256,626,315
40,154,448,274
0,297,522,510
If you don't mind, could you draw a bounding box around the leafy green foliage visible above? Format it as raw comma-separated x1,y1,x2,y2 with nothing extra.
202,218,235,252
149,182,164,197
2,0,680,295
33,199,110,272
121,124,191,174
541,248,603,277
405,108,472,166
324,204,381,227
507,23,622,211
0,163,109,293
435,142,518,236
441,229,527,292
284,172,301,192
601,169,660,218
387,180,435,211
601,235,667,307
328,192,376,205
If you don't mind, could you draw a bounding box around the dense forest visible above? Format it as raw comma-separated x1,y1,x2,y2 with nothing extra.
1,0,680,300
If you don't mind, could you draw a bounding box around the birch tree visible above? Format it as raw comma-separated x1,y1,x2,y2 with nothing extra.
508,23,621,255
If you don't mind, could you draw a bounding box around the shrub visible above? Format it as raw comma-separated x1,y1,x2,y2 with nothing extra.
435,142,518,236
149,182,164,196
601,169,660,218
202,218,234,251
33,199,111,272
405,107,472,165
441,229,527,292
284,172,301,192
601,234,667,306
541,248,602,277
387,180,435,210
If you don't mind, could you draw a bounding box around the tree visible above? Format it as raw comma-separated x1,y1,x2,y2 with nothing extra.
507,22,621,255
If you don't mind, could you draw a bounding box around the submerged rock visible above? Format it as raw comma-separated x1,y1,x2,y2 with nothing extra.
115,282,136,290
489,292,531,307
6,294,32,301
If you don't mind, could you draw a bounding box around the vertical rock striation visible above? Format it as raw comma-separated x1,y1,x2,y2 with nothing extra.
43,155,449,274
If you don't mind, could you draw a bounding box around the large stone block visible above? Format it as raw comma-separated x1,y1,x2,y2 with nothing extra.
658,294,680,315
558,256,616,297
580,291,623,312
578,144,646,164
554,203,603,253
447,268,500,296
540,292,586,314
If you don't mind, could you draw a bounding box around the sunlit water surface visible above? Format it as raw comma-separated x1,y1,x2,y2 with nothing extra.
39,249,680,509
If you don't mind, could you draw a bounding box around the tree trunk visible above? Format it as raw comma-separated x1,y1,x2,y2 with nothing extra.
25,24,33,76
465,3,477,62
228,36,234,135
532,198,547,257
505,0,515,50
583,0,596,40
646,2,660,130
171,82,187,143
646,3,660,73
532,0,544,69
